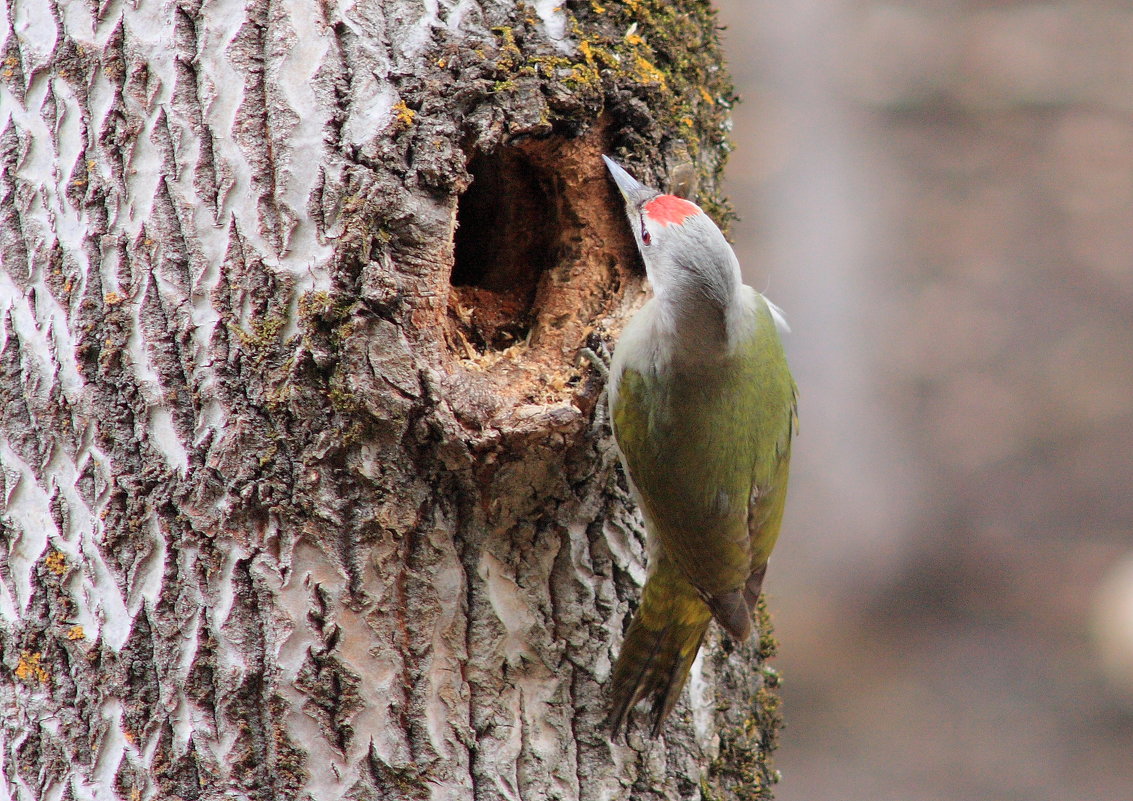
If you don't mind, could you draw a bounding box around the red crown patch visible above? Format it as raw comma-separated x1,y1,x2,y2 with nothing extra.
643,195,701,227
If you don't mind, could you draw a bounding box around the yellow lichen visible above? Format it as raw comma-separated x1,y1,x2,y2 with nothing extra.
392,100,415,130
104,291,123,306
564,62,602,90
44,549,67,575
633,53,667,87
15,652,49,683
66,626,85,641
491,26,521,73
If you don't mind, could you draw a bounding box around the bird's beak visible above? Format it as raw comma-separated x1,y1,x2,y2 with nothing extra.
602,155,653,205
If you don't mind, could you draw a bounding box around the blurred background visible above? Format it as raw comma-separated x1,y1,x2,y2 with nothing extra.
711,1,1133,798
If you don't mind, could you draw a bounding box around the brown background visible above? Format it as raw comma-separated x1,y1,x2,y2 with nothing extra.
713,1,1133,798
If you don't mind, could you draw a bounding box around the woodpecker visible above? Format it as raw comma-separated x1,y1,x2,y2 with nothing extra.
602,156,797,736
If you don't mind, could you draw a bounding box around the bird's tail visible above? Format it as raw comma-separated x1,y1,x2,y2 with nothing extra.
609,557,713,737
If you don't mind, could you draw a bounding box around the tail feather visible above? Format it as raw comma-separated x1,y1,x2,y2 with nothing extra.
609,560,713,736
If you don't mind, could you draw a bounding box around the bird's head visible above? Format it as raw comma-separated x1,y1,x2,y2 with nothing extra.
602,155,740,310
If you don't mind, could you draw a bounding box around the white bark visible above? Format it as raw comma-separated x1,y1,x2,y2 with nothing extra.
0,0,779,799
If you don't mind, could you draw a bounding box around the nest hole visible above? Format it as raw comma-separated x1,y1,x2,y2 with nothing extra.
450,147,559,352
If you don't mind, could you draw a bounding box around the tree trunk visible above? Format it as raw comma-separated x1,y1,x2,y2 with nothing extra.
0,0,781,799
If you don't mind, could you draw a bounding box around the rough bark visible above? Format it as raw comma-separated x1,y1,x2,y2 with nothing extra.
0,0,781,799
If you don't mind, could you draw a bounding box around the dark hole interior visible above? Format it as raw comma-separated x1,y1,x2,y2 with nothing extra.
450,148,557,350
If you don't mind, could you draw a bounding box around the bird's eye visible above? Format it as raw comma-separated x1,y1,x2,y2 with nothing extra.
641,223,651,245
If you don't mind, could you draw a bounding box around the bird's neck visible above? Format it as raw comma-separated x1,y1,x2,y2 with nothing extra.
653,279,746,363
